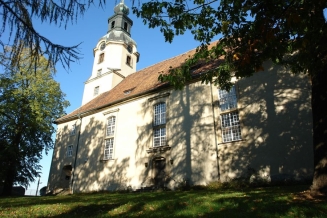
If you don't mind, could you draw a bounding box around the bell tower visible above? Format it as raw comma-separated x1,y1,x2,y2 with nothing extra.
81,0,140,105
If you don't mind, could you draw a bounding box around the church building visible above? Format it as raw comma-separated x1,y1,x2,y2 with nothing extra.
47,1,314,193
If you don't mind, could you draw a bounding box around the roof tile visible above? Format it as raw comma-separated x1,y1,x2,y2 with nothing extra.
56,42,221,123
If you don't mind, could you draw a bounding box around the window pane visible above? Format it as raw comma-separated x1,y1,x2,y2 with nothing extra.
104,138,114,159
221,112,241,142
106,116,116,136
67,145,73,157
70,124,76,135
154,103,166,126
97,69,102,77
153,127,166,147
218,86,237,111
94,86,99,96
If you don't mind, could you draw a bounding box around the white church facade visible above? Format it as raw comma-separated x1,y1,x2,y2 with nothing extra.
47,1,314,193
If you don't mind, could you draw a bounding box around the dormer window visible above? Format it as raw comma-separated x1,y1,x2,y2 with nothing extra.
123,87,135,95
111,21,115,29
124,22,128,31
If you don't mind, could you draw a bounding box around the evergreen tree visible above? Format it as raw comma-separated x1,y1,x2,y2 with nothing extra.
0,0,105,70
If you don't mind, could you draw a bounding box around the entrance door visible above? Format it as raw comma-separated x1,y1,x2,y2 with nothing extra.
61,165,72,189
154,158,166,188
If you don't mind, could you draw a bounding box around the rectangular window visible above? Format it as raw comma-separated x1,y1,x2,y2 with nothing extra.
106,116,116,136
218,86,242,142
126,55,133,66
97,69,102,77
104,138,114,160
94,86,99,96
153,103,166,147
104,116,116,160
221,112,242,142
218,86,237,111
67,145,73,157
153,127,166,147
154,102,166,126
98,53,104,63
70,124,76,135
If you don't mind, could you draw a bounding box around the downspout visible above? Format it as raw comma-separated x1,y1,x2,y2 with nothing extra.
210,83,220,181
71,114,82,194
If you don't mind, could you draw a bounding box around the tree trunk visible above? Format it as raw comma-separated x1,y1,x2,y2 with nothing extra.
1,126,22,196
310,64,327,195
1,163,15,196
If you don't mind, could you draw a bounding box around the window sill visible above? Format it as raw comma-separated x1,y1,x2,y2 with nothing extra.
146,145,171,153
218,139,243,145
100,158,115,162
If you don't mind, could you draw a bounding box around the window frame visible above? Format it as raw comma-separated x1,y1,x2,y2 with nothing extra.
218,85,242,143
220,111,242,142
104,138,114,160
103,113,118,160
106,116,116,137
97,69,102,77
67,145,73,157
153,102,167,147
94,86,99,96
126,55,133,67
70,124,76,136
98,53,104,64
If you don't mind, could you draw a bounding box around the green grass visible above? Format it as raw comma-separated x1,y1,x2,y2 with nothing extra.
0,185,326,217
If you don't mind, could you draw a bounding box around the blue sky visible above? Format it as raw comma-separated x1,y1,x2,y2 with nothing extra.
26,1,217,192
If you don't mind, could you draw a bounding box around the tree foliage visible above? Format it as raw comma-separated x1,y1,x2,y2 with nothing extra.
0,0,105,71
0,49,69,195
133,0,327,89
133,0,327,194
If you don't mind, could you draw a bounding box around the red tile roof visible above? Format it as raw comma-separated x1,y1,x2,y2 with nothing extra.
55,42,222,124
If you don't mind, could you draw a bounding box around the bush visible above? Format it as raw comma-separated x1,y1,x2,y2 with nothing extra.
39,186,47,196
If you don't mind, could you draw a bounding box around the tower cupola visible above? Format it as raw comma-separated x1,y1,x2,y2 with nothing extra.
108,0,133,36
81,0,140,105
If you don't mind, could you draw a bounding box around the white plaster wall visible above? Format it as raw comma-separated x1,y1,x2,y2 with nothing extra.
82,73,114,105
82,41,137,105
49,64,313,193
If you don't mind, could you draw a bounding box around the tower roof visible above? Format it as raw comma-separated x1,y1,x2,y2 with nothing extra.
99,30,137,47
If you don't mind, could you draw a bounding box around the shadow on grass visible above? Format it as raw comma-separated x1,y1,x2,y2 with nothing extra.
0,186,326,217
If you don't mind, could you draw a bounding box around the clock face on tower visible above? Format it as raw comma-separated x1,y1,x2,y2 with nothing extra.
100,42,106,51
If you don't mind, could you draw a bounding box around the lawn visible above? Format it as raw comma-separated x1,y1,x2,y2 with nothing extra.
0,185,326,217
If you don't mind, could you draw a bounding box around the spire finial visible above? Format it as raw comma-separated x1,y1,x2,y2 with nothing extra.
114,0,129,15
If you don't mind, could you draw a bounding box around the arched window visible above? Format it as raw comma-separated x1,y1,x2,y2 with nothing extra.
124,22,128,31
111,21,115,29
